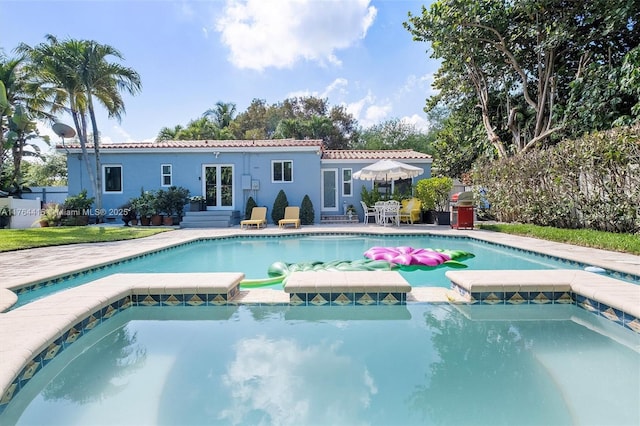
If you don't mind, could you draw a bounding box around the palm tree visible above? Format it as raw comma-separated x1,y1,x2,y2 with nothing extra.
203,101,236,128
156,124,184,141
18,35,141,219
0,54,52,195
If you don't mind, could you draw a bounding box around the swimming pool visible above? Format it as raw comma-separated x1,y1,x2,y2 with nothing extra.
2,304,638,425
13,233,610,308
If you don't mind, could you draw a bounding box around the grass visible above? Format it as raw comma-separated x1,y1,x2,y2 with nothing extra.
478,223,640,255
0,227,172,252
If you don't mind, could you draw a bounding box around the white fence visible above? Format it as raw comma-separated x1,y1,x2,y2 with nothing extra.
21,186,68,205
0,197,42,229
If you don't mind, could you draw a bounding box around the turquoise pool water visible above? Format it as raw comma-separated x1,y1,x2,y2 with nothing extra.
2,304,638,425
14,234,606,308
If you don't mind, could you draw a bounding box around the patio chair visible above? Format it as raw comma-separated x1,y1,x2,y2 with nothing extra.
380,200,400,227
360,201,377,224
278,206,301,229
399,198,421,224
240,206,267,229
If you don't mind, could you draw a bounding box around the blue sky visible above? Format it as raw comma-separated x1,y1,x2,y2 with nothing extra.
0,0,438,144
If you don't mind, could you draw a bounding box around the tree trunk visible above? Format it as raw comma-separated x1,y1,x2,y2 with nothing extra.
88,97,104,223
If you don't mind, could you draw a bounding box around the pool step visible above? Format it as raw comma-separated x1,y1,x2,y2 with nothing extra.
180,210,240,228
320,214,360,224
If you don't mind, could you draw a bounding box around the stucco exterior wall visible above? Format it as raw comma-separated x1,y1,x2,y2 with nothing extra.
67,149,323,223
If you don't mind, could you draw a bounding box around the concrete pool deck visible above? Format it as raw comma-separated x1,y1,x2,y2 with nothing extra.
1,223,639,412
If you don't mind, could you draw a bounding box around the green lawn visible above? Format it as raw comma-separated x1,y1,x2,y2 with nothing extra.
1,223,637,256
0,227,172,252
478,223,640,255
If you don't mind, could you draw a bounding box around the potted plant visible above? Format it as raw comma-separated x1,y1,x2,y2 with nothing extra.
38,202,63,227
189,195,205,212
156,186,191,225
416,177,453,224
167,186,190,224
63,189,95,226
120,201,138,226
131,190,157,226
155,189,173,225
0,205,13,229
346,204,356,221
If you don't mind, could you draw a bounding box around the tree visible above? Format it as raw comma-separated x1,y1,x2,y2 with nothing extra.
429,102,493,178
236,96,359,148
18,35,141,220
156,124,184,141
6,104,45,195
229,98,271,139
356,118,433,153
405,0,640,157
22,152,67,186
203,101,236,128
0,54,52,194
156,117,234,141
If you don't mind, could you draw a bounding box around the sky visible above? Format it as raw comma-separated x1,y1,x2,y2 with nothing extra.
0,0,438,146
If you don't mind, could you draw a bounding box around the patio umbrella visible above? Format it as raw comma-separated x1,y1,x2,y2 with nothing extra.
352,159,424,181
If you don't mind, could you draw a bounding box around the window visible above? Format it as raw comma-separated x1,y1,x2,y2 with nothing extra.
103,165,122,193
342,168,352,196
272,160,293,182
161,164,172,186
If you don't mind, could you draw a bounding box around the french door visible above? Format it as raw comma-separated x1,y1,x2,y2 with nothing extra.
202,164,234,209
321,169,338,211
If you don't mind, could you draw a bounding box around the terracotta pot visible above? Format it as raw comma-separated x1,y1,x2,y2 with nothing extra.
130,218,138,226
162,215,174,226
39,219,49,227
151,214,162,226
140,217,151,226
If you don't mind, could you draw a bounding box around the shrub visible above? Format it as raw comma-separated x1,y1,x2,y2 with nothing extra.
360,185,382,206
473,125,640,233
157,186,190,218
63,189,94,213
416,177,453,211
300,194,314,225
271,190,289,224
245,196,257,219
130,190,157,218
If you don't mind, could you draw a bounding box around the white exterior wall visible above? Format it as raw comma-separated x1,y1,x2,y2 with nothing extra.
0,197,42,229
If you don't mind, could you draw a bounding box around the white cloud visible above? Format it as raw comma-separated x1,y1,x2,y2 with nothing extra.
345,91,392,128
399,73,435,97
216,0,377,71
322,78,349,98
219,336,377,425
364,103,392,123
286,77,349,100
401,114,430,132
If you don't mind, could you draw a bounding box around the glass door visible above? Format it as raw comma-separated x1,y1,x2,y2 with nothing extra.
321,169,338,211
203,165,234,209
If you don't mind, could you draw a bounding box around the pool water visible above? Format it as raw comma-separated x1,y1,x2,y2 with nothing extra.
3,304,638,425
15,234,590,308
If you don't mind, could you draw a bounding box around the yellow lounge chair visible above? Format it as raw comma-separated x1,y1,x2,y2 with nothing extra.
278,206,301,229
399,198,421,224
240,206,267,229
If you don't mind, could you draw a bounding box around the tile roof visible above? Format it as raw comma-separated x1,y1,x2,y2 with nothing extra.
322,149,431,160
57,139,323,150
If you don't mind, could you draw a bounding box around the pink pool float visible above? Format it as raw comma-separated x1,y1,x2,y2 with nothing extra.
363,246,472,268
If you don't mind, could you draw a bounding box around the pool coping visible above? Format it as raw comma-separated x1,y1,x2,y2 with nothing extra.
1,225,639,292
